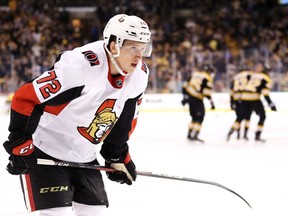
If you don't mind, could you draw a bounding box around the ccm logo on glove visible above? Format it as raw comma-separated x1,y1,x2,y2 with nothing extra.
12,139,34,156
3,138,34,156
3,138,36,175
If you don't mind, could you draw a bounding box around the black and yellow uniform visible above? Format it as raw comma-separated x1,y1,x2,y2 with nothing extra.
230,70,253,140
182,65,215,142
227,64,277,142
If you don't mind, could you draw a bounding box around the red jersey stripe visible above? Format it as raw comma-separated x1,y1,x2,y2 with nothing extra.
11,83,40,116
44,102,70,115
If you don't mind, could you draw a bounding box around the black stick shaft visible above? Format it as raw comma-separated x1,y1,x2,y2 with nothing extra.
37,158,251,208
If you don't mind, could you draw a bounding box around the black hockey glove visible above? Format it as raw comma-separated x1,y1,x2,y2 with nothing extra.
269,103,277,111
181,94,189,106
181,99,188,106
230,100,236,110
3,137,36,175
101,149,136,185
210,101,215,110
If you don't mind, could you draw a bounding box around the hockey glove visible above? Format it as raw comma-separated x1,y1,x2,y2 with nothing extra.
181,94,189,106
3,137,36,175
230,100,236,110
101,149,136,185
269,103,277,111
181,99,188,106
210,101,215,110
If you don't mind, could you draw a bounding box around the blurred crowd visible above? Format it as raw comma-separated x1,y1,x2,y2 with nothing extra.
1,0,288,93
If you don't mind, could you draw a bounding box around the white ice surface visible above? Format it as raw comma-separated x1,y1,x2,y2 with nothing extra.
0,109,288,216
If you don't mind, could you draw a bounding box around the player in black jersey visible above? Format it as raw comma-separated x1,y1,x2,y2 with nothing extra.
227,62,277,142
182,64,215,143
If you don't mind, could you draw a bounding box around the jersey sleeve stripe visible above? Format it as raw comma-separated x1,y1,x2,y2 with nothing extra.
11,83,40,116
44,102,70,115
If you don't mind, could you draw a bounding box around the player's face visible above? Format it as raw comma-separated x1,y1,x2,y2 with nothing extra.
117,41,147,73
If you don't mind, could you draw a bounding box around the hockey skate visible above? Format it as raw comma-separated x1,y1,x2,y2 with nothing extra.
190,132,204,143
255,136,265,142
188,136,204,143
226,129,234,141
237,129,240,139
255,132,265,143
243,128,249,141
191,137,204,143
187,130,204,143
187,129,192,139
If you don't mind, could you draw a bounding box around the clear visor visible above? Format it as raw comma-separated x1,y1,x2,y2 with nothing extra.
142,40,153,57
121,40,153,57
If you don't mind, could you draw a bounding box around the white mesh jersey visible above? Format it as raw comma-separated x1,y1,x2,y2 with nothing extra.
8,41,149,162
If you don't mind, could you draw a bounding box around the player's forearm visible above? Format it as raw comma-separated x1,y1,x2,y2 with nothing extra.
264,95,272,104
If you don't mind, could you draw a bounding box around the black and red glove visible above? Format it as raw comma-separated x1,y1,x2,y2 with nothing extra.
100,148,136,185
3,137,36,175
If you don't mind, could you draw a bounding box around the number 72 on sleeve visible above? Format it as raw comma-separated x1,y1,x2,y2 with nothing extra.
36,70,62,99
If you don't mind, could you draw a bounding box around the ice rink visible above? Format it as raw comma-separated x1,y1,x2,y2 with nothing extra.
0,97,288,216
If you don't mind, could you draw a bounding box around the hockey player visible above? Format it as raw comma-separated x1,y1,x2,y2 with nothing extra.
227,62,277,142
2,14,152,216
229,68,253,140
181,64,215,142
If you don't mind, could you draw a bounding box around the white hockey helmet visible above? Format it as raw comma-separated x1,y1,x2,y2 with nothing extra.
103,14,152,57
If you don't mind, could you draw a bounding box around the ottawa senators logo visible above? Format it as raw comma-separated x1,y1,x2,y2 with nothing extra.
82,50,100,66
77,99,118,144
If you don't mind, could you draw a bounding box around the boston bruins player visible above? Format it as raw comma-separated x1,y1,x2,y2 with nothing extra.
227,62,277,142
182,64,215,143
3,14,152,216
229,68,253,140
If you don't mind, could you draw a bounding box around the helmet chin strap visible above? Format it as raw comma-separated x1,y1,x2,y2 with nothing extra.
104,45,128,76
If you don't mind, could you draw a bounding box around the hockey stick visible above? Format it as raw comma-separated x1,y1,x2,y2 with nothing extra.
37,158,251,209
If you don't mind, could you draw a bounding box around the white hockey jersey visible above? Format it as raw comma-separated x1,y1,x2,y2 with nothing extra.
8,41,149,162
